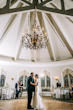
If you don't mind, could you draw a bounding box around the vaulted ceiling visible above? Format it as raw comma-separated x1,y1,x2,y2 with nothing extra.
0,0,73,63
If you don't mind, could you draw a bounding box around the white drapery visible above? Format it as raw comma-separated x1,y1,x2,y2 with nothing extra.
63,68,73,88
63,69,73,77
0,68,7,77
0,67,8,87
19,70,29,78
39,70,51,89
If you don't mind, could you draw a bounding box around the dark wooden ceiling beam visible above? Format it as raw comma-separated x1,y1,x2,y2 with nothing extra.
0,0,73,16
21,0,32,5
2,0,17,9
0,5,34,15
6,0,11,9
11,0,18,6
67,8,73,11
39,0,54,6
61,0,65,10
37,5,73,16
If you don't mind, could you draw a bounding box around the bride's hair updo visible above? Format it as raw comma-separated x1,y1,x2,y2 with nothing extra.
35,74,39,78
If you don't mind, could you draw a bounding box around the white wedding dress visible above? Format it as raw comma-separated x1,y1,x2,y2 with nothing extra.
32,81,44,109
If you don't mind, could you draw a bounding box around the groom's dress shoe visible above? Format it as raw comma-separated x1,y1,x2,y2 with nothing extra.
30,108,34,109
27,107,34,109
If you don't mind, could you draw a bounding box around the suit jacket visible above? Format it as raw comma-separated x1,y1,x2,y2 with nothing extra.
57,83,61,87
27,76,35,92
15,83,18,90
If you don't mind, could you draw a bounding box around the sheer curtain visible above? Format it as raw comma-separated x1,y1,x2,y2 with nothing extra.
0,74,6,87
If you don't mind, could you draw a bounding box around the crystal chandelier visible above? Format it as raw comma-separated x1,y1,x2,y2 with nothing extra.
21,7,49,50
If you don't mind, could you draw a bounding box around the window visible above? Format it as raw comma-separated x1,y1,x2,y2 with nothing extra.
19,76,23,83
46,76,50,87
63,69,73,87
40,73,51,88
0,68,7,87
0,74,6,87
25,76,27,87
19,75,28,87
70,74,73,85
41,77,45,87
19,70,29,88
64,75,69,87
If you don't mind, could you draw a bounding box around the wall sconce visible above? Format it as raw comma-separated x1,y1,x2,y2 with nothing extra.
40,73,44,78
55,77,58,80
11,78,14,80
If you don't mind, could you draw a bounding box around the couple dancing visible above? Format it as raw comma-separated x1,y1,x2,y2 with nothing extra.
27,72,44,109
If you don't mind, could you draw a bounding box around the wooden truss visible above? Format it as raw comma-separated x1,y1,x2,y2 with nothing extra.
0,0,73,16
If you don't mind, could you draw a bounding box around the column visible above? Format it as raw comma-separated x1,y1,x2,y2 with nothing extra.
23,75,25,87
45,75,46,88
68,74,70,87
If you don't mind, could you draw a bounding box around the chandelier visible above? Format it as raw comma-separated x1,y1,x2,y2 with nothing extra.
21,7,49,50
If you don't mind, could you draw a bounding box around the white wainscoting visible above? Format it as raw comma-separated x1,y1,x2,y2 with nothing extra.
42,92,52,96
22,91,52,96
22,91,27,96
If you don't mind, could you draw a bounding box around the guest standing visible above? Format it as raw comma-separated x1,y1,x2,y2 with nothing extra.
57,80,61,88
71,84,73,100
20,81,23,97
15,81,19,98
16,84,20,98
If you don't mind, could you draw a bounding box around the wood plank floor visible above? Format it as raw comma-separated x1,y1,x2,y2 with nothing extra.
0,99,73,110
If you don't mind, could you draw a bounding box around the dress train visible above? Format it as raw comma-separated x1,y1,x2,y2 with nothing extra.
32,86,44,109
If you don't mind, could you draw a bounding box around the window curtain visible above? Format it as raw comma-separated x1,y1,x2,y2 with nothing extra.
63,69,73,77
41,77,45,87
19,76,23,83
0,74,6,87
64,74,69,87
46,76,50,87
63,69,73,87
25,76,27,87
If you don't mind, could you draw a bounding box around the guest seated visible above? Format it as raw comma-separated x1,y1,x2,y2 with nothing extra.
15,81,19,91
64,85,66,88
16,84,20,98
71,84,73,100
57,80,61,88
20,81,23,97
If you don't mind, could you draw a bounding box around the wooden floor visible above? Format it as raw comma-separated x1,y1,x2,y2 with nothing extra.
0,99,73,110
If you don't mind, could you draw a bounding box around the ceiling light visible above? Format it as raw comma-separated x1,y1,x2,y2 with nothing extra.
21,6,49,50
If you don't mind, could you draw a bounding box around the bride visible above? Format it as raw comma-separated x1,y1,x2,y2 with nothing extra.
30,74,44,109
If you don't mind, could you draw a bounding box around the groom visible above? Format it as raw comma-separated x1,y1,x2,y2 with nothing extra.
27,72,35,109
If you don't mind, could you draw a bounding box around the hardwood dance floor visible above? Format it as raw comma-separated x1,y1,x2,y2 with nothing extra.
0,99,73,110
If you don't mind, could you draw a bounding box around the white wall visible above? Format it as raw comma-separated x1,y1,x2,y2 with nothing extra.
0,59,73,89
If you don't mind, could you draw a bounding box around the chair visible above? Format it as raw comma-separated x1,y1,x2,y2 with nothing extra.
0,89,2,99
53,88,56,98
6,89,10,99
53,93,56,98
60,89,65,100
1,89,7,100
11,89,16,99
64,89,70,99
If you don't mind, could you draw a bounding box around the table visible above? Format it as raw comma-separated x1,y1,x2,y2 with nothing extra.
54,88,69,99
0,88,1,95
1,89,15,99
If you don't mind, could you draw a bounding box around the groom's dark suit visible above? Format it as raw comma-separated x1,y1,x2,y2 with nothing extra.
27,76,35,109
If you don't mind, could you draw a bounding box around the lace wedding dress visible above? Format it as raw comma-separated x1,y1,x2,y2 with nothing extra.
32,82,44,109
